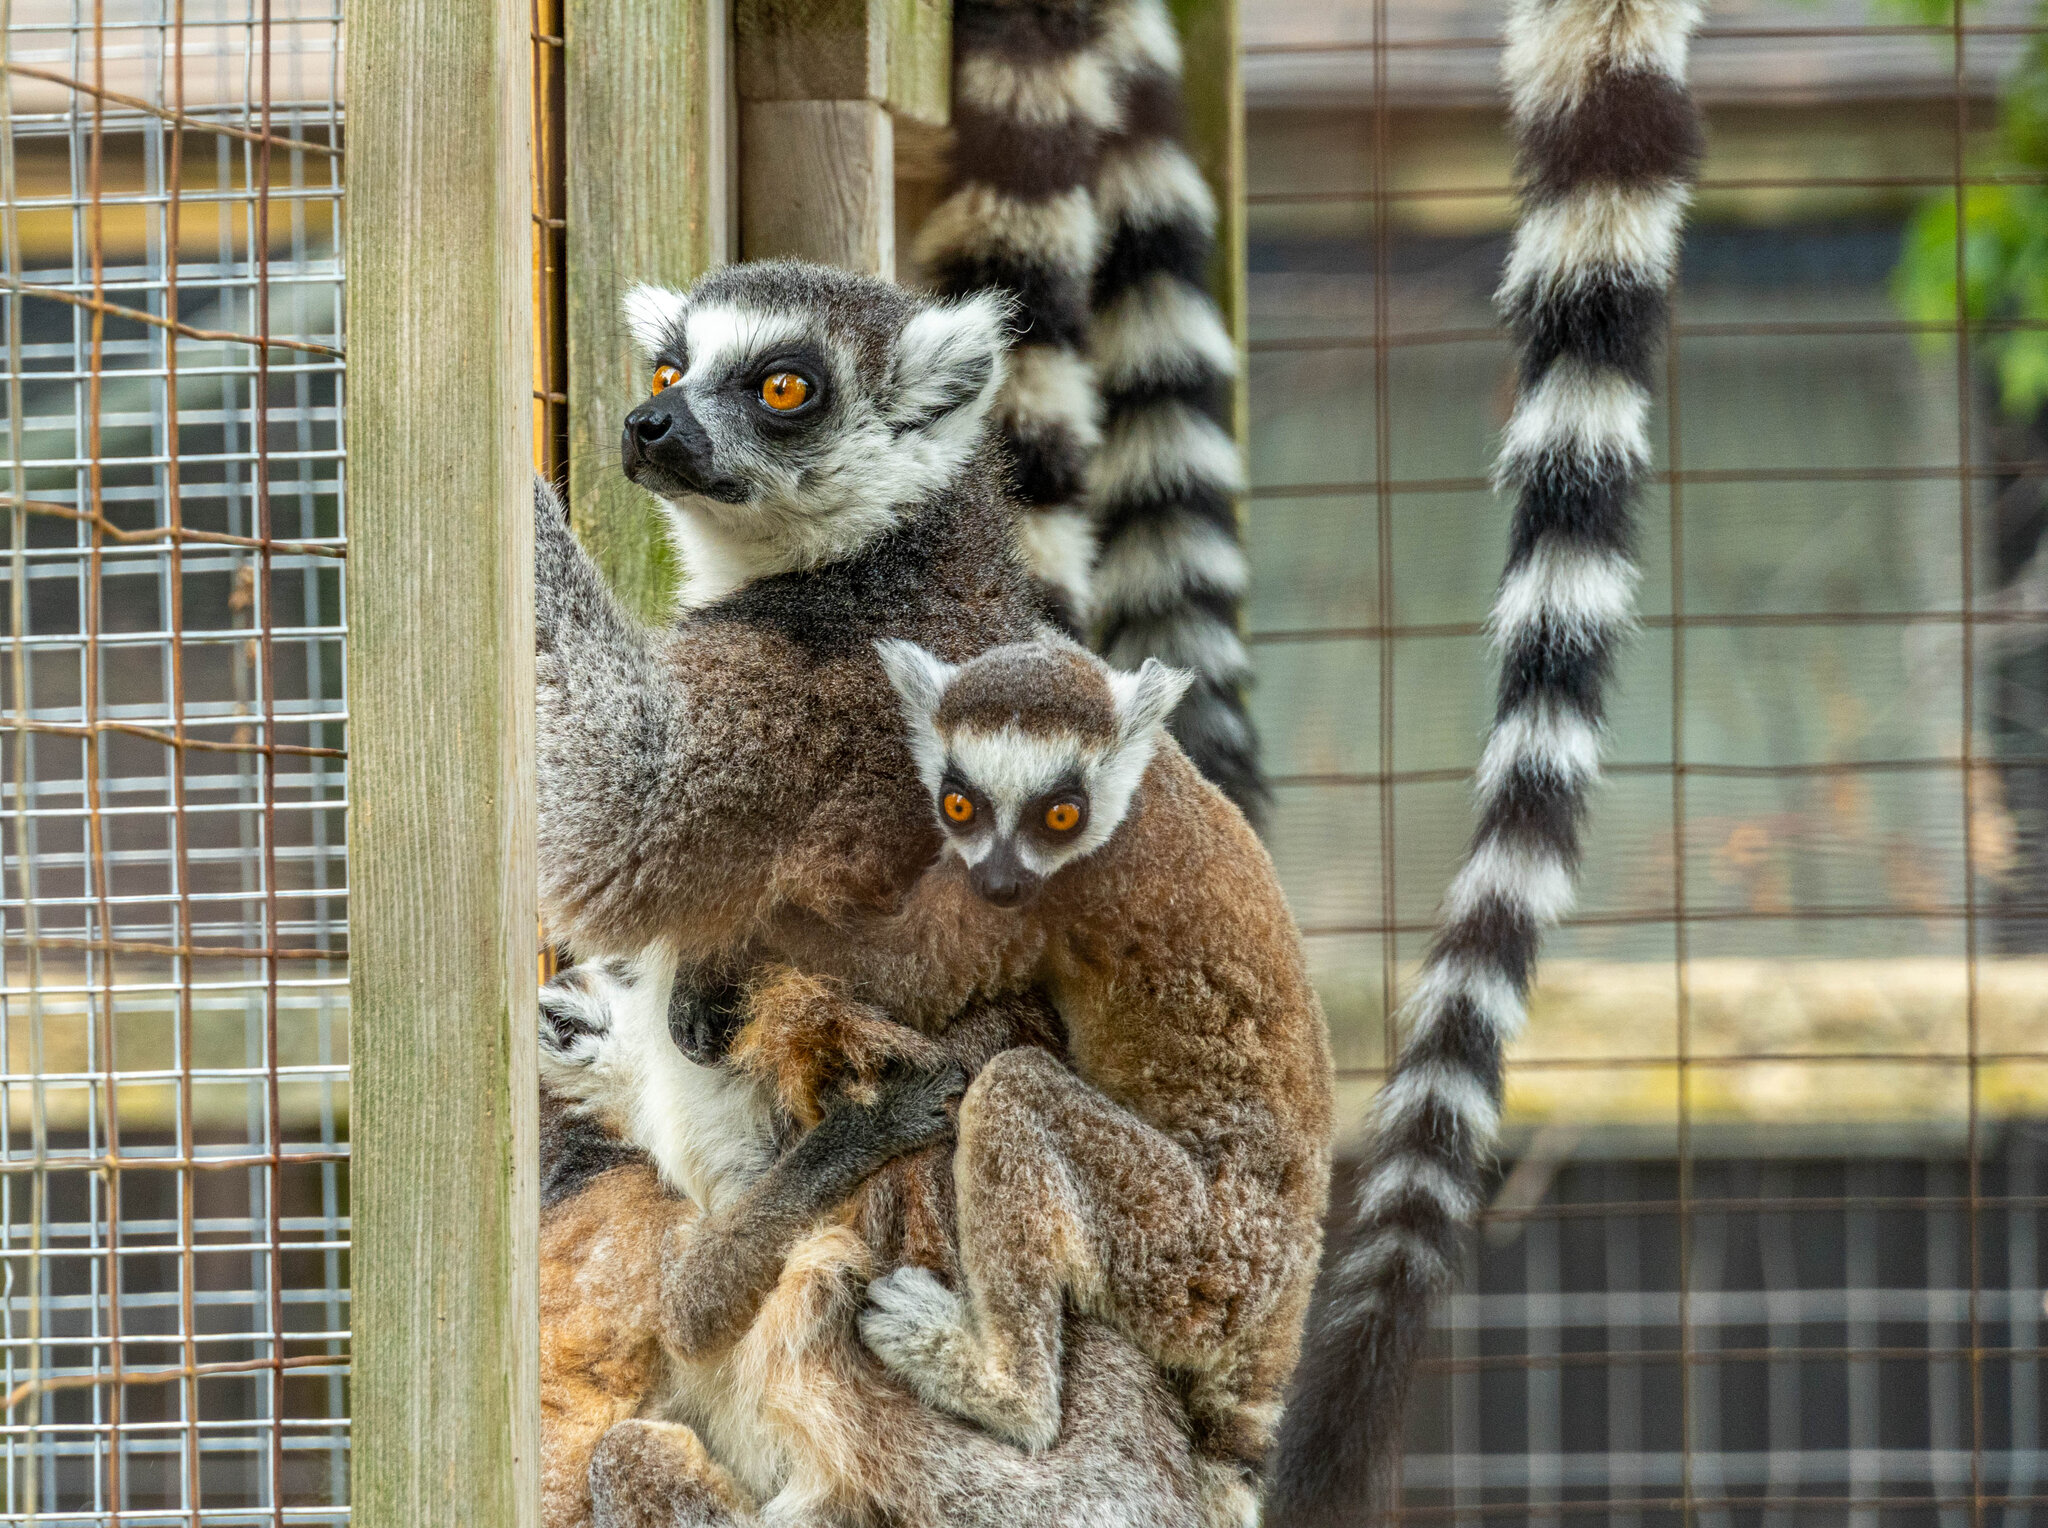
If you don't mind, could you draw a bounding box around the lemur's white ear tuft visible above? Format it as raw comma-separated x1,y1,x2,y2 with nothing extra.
888,291,1013,431
1109,658,1194,742
623,284,688,356
874,639,958,723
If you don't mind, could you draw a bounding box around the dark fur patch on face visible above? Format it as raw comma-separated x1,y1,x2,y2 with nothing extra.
1517,67,1704,202
932,642,1120,743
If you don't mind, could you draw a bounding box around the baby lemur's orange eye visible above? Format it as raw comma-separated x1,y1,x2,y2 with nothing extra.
650,364,682,395
760,372,810,412
1044,801,1081,833
943,792,975,825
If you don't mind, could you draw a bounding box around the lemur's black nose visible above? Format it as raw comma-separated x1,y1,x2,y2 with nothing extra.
620,395,747,502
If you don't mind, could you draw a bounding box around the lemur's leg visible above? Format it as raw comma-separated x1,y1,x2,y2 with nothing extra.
860,1046,1211,1452
662,1059,967,1356
589,1421,754,1528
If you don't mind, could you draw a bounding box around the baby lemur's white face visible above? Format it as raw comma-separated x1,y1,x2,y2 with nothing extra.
619,262,1011,606
876,640,1192,908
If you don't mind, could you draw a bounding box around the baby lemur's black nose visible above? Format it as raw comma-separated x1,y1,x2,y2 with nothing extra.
969,850,1042,910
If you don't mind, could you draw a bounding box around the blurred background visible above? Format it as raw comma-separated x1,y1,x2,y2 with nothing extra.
1242,0,2048,1519
1,0,2046,1522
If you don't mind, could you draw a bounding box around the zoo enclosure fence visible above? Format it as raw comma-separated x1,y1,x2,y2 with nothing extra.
0,3,347,1523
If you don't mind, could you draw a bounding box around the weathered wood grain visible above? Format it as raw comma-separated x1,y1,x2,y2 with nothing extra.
343,1,538,1524
736,0,948,125
741,99,895,274
565,0,733,618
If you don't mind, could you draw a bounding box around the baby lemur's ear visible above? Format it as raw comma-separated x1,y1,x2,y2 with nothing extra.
622,283,687,358
1109,658,1194,744
874,639,958,725
887,291,1012,432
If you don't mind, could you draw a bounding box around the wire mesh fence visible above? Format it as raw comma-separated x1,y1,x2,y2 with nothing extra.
1239,0,2048,1520
0,3,346,1521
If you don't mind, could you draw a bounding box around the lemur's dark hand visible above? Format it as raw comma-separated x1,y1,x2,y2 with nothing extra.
820,1059,969,1158
667,977,748,1067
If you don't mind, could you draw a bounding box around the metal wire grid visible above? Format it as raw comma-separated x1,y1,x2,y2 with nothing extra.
1237,0,2048,1522
0,3,346,1522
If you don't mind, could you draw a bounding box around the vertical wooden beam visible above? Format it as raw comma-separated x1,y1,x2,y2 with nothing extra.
739,99,895,271
1169,0,1247,449
344,1,538,1524
565,0,734,618
735,0,948,277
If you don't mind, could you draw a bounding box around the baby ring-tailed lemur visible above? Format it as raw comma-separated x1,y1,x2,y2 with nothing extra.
553,635,1332,1490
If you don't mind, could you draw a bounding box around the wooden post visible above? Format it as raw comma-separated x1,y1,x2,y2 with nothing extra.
344,1,538,1524
565,0,735,618
736,0,949,276
1169,0,1248,450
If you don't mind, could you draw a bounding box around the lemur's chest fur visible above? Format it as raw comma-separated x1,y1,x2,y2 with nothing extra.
658,478,1052,960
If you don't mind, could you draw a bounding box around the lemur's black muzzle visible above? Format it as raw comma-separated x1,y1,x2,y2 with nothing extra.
621,394,748,502
968,842,1043,910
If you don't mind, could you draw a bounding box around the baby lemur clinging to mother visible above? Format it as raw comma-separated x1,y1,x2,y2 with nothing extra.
604,635,1334,1474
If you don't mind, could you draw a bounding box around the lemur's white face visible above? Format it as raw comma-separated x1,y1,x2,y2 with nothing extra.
875,640,1192,909
618,276,1010,606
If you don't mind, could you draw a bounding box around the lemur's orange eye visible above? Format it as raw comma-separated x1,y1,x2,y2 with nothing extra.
760,372,810,412
943,792,975,824
651,364,682,395
1044,801,1081,833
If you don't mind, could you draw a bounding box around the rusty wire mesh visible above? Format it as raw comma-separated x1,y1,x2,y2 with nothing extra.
0,1,346,1521
1238,0,2048,1521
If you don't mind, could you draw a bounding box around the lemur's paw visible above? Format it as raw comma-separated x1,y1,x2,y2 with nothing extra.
864,1060,968,1153
667,977,749,1067
538,960,629,1078
859,1266,967,1381
861,1268,1060,1451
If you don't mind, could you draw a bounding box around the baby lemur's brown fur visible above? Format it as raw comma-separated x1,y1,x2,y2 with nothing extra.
711,639,1335,1470
538,982,1223,1528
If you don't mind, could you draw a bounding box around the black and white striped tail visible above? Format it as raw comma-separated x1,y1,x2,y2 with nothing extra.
1087,0,1266,826
1265,1,1701,1521
917,0,1110,633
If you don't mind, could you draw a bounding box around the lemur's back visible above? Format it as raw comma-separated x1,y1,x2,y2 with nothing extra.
1043,744,1332,1157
